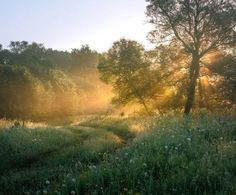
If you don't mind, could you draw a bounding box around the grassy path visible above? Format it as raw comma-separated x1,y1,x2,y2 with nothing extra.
1,114,235,194
0,117,137,194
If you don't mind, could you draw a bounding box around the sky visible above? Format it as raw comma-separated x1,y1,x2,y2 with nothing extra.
0,0,154,52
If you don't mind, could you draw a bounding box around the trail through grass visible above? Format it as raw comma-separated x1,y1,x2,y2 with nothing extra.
0,116,137,194
0,114,236,194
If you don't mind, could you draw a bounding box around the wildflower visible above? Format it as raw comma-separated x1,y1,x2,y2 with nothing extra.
89,165,96,170
45,180,50,185
174,147,178,150
199,128,206,132
164,145,168,149
129,159,134,164
171,135,175,138
186,137,191,141
71,178,76,183
70,190,76,195
220,137,223,140
144,172,148,177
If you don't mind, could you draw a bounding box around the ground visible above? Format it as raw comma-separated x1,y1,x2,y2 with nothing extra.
0,113,236,194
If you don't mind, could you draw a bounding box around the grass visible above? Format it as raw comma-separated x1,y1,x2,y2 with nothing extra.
0,113,235,194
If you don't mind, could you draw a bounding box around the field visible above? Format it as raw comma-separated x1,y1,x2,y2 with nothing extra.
0,113,236,194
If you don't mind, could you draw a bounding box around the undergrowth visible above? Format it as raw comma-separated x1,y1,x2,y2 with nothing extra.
0,113,235,194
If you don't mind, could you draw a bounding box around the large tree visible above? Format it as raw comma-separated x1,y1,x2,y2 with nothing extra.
146,0,236,114
97,39,158,115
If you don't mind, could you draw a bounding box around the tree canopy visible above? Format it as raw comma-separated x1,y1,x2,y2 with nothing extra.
98,39,159,115
146,0,236,114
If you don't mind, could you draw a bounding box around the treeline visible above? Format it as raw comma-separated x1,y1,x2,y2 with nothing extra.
0,37,235,119
0,41,108,120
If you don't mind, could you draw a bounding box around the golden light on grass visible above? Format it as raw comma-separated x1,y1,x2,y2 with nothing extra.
0,118,47,129
129,124,145,133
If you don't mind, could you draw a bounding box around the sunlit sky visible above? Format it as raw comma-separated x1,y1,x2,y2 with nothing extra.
0,0,154,52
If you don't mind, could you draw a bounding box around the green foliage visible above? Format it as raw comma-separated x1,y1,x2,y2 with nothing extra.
71,45,98,75
0,64,42,118
2,41,71,68
98,39,159,115
207,53,236,104
0,64,79,119
146,0,236,114
0,41,114,119
146,0,236,52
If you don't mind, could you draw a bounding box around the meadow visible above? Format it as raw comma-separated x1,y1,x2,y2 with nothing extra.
0,113,235,194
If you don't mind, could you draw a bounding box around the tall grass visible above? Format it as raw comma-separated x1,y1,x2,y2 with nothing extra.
0,113,235,194
71,114,236,194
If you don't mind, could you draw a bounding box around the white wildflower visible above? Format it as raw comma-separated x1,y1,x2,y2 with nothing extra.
144,172,148,177
89,165,96,170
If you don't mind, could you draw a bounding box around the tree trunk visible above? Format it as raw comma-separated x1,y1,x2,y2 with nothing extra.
184,55,200,114
142,101,152,116
137,94,151,116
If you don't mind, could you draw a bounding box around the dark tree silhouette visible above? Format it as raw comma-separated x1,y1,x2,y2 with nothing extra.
146,0,236,114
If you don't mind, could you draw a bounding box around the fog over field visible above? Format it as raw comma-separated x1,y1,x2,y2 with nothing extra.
0,0,235,194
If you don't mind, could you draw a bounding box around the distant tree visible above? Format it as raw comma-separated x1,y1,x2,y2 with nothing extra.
98,39,159,115
146,0,236,114
71,45,98,74
0,44,2,51
9,41,29,53
0,64,40,118
0,41,82,119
